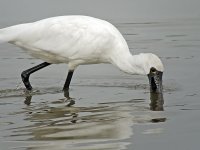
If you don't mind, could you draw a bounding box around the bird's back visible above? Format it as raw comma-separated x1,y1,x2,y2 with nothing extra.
0,16,129,66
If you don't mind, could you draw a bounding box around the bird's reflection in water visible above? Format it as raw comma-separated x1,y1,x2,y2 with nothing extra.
21,96,134,150
149,92,164,111
149,92,166,123
19,89,167,149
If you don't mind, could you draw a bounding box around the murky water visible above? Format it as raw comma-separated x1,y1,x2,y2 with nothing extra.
1,1,200,150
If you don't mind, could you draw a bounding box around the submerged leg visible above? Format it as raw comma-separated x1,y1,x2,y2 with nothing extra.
21,62,51,90
63,70,74,91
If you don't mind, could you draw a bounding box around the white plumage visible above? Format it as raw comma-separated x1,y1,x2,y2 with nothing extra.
0,16,164,93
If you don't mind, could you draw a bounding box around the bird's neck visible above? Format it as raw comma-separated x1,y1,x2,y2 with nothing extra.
110,52,146,75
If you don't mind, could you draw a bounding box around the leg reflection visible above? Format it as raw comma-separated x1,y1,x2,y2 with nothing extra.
71,113,78,123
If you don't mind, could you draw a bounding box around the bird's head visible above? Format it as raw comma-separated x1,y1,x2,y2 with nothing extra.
138,53,164,93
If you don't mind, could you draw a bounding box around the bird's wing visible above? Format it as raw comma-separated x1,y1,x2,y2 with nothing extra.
12,19,89,56
12,17,116,59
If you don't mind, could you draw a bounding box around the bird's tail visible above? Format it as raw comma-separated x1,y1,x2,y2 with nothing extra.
0,24,29,43
0,27,15,43
0,28,6,43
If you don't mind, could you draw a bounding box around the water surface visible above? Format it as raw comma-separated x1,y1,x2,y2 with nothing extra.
0,1,200,149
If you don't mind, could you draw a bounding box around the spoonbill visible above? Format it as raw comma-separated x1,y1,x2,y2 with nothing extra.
0,16,164,93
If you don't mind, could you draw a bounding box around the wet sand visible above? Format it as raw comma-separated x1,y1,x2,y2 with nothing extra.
1,2,200,150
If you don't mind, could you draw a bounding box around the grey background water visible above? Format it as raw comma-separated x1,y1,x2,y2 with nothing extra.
0,0,200,150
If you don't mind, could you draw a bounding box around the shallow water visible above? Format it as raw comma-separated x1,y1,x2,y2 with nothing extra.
1,3,200,150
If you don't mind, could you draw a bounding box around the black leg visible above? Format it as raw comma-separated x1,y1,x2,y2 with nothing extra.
63,70,74,91
21,62,51,90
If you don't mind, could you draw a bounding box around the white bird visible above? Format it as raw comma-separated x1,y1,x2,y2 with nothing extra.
0,16,164,93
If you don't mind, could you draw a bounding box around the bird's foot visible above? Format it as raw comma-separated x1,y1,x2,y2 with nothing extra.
63,89,75,106
66,99,75,107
